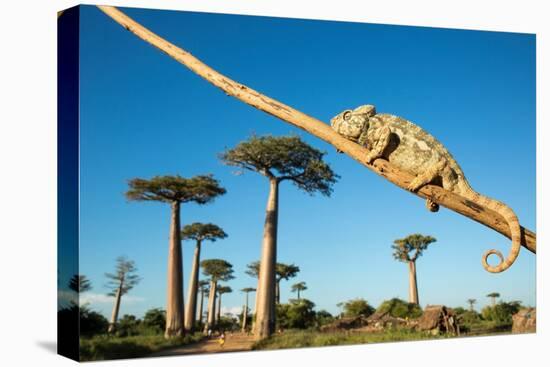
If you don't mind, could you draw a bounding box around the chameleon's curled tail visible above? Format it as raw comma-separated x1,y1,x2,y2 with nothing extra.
461,187,521,273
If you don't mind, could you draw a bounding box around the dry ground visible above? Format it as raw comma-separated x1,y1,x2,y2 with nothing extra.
151,332,255,357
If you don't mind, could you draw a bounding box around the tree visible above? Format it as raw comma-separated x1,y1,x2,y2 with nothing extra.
337,298,375,318
240,287,256,332
245,261,300,304
200,259,235,332
221,135,338,339
481,301,521,324
377,298,423,319
486,292,501,307
197,280,210,325
216,286,233,323
392,234,437,305
105,256,141,334
126,174,226,338
276,299,317,330
143,308,166,334
116,314,141,337
315,310,334,327
291,281,307,300
467,298,477,312
68,274,92,294
182,222,227,332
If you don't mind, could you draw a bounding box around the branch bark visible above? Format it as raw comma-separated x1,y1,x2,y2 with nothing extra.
97,6,536,254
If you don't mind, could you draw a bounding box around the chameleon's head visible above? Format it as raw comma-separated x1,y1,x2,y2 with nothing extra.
330,105,376,140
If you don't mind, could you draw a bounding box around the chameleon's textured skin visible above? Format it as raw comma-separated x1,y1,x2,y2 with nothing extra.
331,105,521,273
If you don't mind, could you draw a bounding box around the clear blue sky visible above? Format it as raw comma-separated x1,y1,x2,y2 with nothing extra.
74,5,535,318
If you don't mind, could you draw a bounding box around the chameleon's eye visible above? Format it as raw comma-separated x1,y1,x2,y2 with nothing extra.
343,110,352,121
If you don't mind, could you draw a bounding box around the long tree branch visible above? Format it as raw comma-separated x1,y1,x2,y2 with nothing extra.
97,6,536,254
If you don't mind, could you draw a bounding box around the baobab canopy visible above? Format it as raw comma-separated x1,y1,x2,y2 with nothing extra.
126,175,226,203
220,135,339,196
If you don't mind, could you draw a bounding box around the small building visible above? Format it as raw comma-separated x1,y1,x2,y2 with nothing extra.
416,305,460,335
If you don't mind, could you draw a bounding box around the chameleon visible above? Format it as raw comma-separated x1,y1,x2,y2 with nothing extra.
330,104,521,273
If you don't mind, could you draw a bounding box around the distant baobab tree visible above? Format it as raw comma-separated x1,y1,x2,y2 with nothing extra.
240,287,256,332
487,292,501,307
197,280,210,324
221,136,338,340
392,234,437,305
182,222,227,332
245,261,300,304
467,298,477,312
216,286,233,323
200,259,234,332
105,256,141,334
291,281,307,300
126,174,226,338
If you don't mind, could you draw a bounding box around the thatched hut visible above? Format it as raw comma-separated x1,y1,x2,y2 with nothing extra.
365,311,407,331
320,316,368,332
416,305,459,335
512,308,536,333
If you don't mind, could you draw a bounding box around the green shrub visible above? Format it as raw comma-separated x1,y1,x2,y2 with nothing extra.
481,301,521,325
337,298,375,318
377,298,422,319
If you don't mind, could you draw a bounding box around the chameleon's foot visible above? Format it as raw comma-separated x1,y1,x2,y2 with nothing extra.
407,177,424,192
426,198,439,212
336,148,343,154
365,153,377,164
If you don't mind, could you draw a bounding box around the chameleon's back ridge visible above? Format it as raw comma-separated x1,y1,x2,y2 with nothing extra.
330,104,521,273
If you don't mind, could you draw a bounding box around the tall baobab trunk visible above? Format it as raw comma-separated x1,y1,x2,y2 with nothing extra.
184,240,201,331
254,178,279,339
242,292,249,332
217,292,222,323
108,282,123,333
165,201,184,338
297,289,301,300
490,297,496,307
275,281,280,304
408,260,419,305
198,287,205,324
204,280,217,333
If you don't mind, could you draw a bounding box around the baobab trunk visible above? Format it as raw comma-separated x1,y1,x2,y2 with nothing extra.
297,289,301,300
204,280,217,333
275,281,280,304
254,178,279,339
408,260,419,305
184,240,201,331
198,288,205,323
108,284,123,333
165,201,184,338
242,292,249,332
217,292,222,323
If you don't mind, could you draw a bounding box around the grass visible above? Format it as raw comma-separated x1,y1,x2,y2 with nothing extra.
79,332,204,361
252,328,446,350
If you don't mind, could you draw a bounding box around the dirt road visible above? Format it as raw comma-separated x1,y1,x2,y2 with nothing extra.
151,333,256,357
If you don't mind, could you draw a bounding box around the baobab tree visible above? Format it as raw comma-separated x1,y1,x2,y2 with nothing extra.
291,281,307,300
126,174,226,338
197,280,210,324
200,259,234,332
105,256,141,334
240,287,256,331
68,274,92,294
216,286,233,323
182,222,227,332
487,292,501,307
245,261,300,304
221,136,338,340
391,234,437,305
467,298,477,312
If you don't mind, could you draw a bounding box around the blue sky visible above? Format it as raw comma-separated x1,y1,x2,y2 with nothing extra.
73,5,535,318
